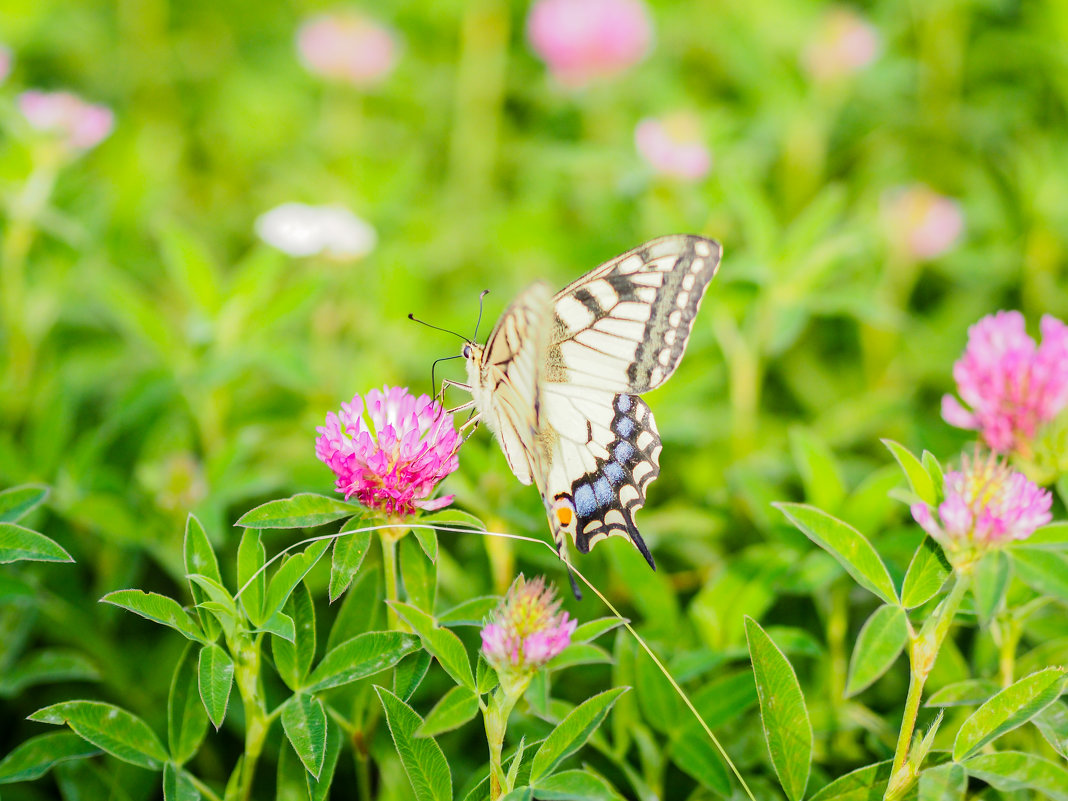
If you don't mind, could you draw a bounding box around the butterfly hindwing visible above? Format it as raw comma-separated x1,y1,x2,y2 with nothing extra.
547,234,721,393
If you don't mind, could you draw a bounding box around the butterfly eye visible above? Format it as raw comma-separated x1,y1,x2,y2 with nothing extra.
462,344,471,359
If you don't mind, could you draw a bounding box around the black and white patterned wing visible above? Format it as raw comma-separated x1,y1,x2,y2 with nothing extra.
545,234,722,393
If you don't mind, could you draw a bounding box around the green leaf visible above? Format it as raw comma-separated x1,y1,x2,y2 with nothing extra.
396,650,434,701
376,686,453,801
273,581,316,691
917,763,965,801
413,526,438,562
29,700,168,770
329,524,372,602
256,610,295,642
198,644,234,729
168,644,208,764
304,631,420,692
306,720,342,801
400,533,436,612
419,509,487,533
276,729,311,801
1034,701,1068,759
846,604,908,696
790,427,846,512
236,528,266,624
882,439,937,505
0,649,99,696
745,616,812,801
391,601,475,691
236,493,359,529
547,642,613,672
972,550,1011,622
1011,548,1068,602
530,770,623,801
530,687,627,783
163,762,201,801
920,451,945,498
925,678,999,707
0,732,100,783
102,589,205,642
263,539,331,621
0,484,49,523
808,760,891,801
1018,522,1068,550
634,648,683,733
0,522,73,564
184,515,222,640
774,503,898,605
282,693,328,779
570,617,627,643
953,667,1066,760
416,686,480,738
961,752,1068,801
669,729,730,796
476,654,498,695
438,596,499,627
901,536,951,609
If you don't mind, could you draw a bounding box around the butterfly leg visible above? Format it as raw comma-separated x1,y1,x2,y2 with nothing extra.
438,378,472,408
457,413,481,442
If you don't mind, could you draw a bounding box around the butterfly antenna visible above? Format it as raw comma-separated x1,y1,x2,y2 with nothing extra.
408,313,469,342
472,289,490,342
430,354,464,399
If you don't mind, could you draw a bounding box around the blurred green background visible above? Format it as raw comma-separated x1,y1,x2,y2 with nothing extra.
3,0,1068,797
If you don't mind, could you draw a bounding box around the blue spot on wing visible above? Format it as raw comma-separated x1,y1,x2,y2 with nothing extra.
614,441,634,462
593,477,613,505
574,484,597,516
616,394,632,412
614,417,635,437
605,461,625,485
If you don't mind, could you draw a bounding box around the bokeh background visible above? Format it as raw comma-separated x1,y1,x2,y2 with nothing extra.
2,0,1068,798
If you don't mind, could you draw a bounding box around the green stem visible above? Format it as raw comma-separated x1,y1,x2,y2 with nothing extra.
484,674,529,800
380,529,406,631
886,572,971,800
997,618,1022,688
232,634,269,801
186,772,225,801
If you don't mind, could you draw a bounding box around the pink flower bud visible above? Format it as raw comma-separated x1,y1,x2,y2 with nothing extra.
17,90,114,152
881,184,964,260
297,12,399,87
527,0,652,88
634,113,712,181
481,575,576,673
802,8,881,82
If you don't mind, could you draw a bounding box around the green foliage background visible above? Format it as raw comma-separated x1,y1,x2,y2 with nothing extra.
2,0,1068,798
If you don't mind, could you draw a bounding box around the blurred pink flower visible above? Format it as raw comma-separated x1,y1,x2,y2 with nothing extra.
942,311,1068,454
634,113,711,181
882,184,964,259
802,8,881,82
316,387,460,517
255,202,377,259
527,0,652,88
296,12,398,87
481,575,576,672
0,45,12,85
17,90,114,151
911,450,1052,548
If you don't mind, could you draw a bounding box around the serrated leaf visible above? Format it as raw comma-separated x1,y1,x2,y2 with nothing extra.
776,504,898,607
476,655,498,694
304,631,420,692
263,539,331,621
882,439,937,505
961,752,1068,801
413,526,438,562
745,616,812,801
236,493,358,529
808,760,892,800
236,528,266,624
396,649,434,702
306,720,342,801
391,601,475,691
530,687,627,783
29,700,168,770
184,516,222,640
925,678,999,707
0,522,73,564
846,604,907,696
256,610,295,642
282,693,328,779
329,523,372,602
901,536,951,609
102,589,205,642
417,686,480,738
168,644,208,764
953,667,1067,760
198,644,234,729
0,732,100,783
273,581,316,691
163,762,201,801
376,686,452,801
0,484,49,523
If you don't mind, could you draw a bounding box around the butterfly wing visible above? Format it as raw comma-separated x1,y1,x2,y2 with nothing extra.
535,234,721,563
546,234,722,393
468,282,553,487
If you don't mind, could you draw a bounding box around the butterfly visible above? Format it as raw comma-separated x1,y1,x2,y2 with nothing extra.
443,234,722,579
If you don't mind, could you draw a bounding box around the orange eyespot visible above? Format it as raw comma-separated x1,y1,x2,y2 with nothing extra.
555,506,573,526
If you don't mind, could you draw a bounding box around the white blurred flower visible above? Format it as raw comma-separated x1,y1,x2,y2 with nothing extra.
255,203,377,259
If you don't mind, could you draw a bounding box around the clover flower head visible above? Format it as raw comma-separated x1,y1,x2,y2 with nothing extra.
297,11,399,87
911,450,1052,550
881,184,964,260
526,0,652,88
482,575,576,673
942,311,1068,454
17,90,114,152
635,113,711,181
316,387,460,517
802,8,881,82
255,202,377,259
